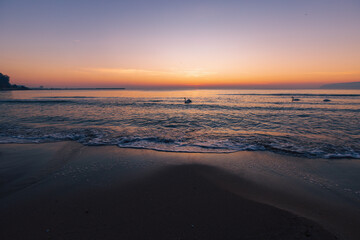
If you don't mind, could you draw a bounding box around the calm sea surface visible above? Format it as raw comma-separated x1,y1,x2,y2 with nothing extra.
0,89,359,158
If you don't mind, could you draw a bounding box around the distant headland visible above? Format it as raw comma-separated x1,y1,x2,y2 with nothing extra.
0,72,126,91
31,87,126,90
0,73,29,90
320,81,360,89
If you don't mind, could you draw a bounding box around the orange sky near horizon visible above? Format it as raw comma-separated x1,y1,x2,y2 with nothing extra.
3,60,359,88
1,0,359,88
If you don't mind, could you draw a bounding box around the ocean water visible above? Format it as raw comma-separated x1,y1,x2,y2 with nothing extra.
0,89,359,159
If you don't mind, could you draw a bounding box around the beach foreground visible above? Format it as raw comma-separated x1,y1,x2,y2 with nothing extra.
1,142,360,239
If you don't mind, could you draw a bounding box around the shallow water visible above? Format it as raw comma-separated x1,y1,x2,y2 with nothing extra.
0,89,359,158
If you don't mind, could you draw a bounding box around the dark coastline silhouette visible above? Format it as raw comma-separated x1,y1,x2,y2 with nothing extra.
0,73,29,90
320,81,360,89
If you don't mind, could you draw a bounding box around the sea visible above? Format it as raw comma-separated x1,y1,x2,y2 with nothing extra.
0,89,359,159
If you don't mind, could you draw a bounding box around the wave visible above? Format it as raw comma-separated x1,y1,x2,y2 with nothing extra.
39,96,99,99
0,99,74,104
0,127,359,159
1,99,359,114
219,94,360,97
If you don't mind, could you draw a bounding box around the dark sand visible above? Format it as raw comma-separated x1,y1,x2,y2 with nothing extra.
1,142,360,240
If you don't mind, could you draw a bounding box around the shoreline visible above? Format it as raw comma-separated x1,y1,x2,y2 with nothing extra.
1,141,358,160
1,141,360,239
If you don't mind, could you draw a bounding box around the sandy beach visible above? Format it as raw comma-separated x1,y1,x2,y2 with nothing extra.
1,142,360,240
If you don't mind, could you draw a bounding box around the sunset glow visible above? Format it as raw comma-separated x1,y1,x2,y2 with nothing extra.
1,0,359,88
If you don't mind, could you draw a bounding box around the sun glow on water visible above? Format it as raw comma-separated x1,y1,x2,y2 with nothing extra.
1,89,359,158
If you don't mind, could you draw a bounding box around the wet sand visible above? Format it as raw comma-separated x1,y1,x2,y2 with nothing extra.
1,142,360,239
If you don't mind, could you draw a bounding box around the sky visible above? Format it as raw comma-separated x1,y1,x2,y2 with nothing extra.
0,0,359,89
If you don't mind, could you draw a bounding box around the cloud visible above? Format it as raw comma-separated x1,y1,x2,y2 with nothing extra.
79,67,217,78
178,69,217,78
304,71,360,75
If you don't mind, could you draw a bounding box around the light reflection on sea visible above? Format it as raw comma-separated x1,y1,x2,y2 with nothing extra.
0,89,359,158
